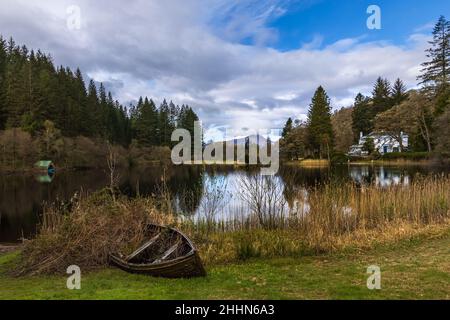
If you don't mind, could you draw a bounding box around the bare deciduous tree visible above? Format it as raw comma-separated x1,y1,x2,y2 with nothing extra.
200,176,229,231
238,174,286,229
106,142,120,202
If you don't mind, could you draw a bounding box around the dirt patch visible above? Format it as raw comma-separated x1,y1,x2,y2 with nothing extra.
0,244,20,255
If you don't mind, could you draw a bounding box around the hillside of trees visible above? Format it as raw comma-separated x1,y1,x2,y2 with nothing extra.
280,15,450,161
0,36,199,170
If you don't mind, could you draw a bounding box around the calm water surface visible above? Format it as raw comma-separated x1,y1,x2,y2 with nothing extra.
0,164,448,243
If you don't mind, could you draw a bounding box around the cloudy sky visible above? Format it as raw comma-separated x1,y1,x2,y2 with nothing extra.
0,0,448,141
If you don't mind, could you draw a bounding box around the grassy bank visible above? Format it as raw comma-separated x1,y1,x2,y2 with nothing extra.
1,226,449,299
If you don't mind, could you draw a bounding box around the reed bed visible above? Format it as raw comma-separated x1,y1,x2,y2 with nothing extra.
184,175,450,263
15,175,450,275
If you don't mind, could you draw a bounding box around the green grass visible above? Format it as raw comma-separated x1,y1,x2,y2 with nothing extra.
1,230,449,300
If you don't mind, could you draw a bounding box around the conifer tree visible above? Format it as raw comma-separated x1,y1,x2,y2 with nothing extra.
351,93,373,139
158,99,174,146
418,16,450,93
372,77,392,113
307,86,334,159
86,79,100,136
135,97,158,146
281,117,293,139
0,36,7,129
391,78,408,106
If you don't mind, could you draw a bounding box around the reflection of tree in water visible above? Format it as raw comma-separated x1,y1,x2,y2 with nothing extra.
172,166,204,215
278,165,338,207
123,165,205,215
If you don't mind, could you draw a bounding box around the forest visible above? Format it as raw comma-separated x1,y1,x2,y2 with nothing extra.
0,36,199,170
280,16,450,161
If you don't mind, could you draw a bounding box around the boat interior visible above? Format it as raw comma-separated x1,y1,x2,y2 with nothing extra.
125,226,193,264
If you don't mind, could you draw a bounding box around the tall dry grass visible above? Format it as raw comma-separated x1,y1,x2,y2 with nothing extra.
16,190,174,276
15,175,450,275
185,175,450,262
292,175,449,252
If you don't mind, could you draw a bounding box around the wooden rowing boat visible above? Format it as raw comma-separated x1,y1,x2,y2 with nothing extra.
108,224,206,278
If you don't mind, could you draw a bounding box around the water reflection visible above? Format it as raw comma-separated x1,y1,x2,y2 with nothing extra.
0,164,448,242
35,172,55,184
348,166,411,186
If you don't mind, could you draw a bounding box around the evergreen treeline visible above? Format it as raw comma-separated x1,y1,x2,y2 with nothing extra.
0,36,200,149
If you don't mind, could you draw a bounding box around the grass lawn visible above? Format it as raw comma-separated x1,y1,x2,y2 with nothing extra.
0,229,449,300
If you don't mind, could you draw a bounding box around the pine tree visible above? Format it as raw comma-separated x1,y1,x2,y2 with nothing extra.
135,97,158,146
418,16,450,93
86,79,99,136
0,36,7,129
168,100,179,128
158,99,174,146
74,68,89,135
5,38,26,128
178,105,200,158
351,93,373,139
372,77,392,113
391,78,408,106
281,117,293,139
307,86,334,159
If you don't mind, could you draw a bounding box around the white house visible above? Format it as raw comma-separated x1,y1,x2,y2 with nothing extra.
348,132,409,156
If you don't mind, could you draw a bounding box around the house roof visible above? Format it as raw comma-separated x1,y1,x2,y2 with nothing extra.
34,160,54,168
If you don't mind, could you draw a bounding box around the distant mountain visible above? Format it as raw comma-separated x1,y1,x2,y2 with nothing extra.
207,134,271,148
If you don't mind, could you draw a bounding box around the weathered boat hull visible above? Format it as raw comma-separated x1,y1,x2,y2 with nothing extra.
109,251,206,278
108,224,206,278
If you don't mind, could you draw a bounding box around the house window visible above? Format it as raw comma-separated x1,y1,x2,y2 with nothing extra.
393,147,399,152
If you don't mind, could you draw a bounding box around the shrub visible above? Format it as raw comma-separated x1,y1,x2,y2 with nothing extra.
331,152,349,164
381,152,431,160
16,190,174,276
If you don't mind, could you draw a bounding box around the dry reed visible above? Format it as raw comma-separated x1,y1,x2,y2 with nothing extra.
15,175,450,274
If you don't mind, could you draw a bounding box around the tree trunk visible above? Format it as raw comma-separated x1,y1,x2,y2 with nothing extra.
420,113,432,152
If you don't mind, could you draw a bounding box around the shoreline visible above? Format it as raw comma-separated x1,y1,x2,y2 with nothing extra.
0,244,21,255
284,158,450,167
1,227,449,299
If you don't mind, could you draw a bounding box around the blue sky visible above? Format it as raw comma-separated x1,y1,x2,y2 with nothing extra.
266,0,449,50
0,0,448,141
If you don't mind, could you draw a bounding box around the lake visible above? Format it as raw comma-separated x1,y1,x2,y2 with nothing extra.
0,164,448,243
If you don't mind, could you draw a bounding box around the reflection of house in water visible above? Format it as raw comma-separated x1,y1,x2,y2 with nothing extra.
375,167,410,187
349,166,410,186
349,132,409,156
349,166,371,184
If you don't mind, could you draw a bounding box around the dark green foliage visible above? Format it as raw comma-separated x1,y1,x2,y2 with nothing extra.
330,152,349,164
372,77,392,113
351,93,373,139
381,152,432,160
0,37,7,129
135,97,158,146
362,137,375,155
0,35,199,149
418,16,450,93
281,117,293,139
307,86,334,159
434,86,450,116
391,78,409,106
158,99,175,147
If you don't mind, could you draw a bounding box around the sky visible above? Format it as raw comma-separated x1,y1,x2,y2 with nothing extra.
0,0,448,141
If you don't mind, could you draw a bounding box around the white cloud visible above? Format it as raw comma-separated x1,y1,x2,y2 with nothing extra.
0,0,430,141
